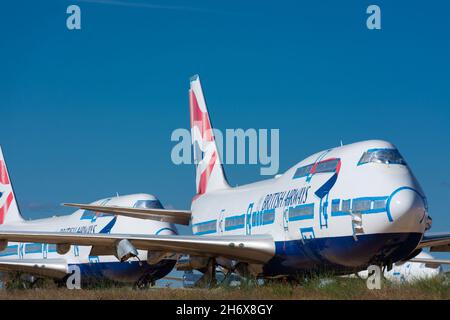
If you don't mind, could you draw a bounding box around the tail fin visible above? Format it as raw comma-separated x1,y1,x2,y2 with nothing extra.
189,75,230,197
0,147,24,224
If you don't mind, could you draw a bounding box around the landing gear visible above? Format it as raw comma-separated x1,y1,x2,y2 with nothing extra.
381,260,392,273
55,277,69,288
234,262,261,287
195,258,217,288
217,269,233,286
386,261,393,272
29,277,46,289
134,274,155,290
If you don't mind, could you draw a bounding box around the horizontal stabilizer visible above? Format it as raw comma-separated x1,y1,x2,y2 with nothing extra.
63,203,191,225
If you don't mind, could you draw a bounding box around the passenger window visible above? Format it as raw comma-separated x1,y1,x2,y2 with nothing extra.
352,199,371,212
373,199,387,210
293,158,340,179
342,200,351,212
331,200,340,213
225,215,245,229
293,164,314,178
193,221,217,234
262,210,275,224
314,159,340,174
288,204,314,221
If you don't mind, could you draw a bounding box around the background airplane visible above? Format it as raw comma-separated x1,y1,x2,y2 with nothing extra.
355,251,450,283
0,147,178,288
0,76,449,286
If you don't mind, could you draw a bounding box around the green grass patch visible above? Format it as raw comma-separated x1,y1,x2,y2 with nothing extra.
0,274,448,300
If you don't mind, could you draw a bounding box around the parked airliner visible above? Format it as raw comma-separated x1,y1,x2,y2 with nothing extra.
0,148,177,287
356,251,449,283
0,75,449,285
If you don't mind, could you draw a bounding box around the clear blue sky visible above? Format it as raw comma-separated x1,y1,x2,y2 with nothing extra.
0,0,449,238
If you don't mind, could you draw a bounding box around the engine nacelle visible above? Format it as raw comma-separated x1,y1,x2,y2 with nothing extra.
115,239,138,262
56,243,71,255
0,240,8,252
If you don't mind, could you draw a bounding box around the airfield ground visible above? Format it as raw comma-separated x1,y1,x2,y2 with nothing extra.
0,277,449,300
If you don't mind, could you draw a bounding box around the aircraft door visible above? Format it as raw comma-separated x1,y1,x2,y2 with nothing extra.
283,207,289,232
320,195,330,229
218,209,225,235
245,203,254,235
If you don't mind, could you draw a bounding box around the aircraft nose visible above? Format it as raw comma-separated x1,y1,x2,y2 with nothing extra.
388,187,427,229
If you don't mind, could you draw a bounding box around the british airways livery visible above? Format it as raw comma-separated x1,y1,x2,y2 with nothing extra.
0,75,448,285
0,148,177,287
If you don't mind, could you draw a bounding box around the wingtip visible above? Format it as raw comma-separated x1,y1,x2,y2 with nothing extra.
62,203,77,207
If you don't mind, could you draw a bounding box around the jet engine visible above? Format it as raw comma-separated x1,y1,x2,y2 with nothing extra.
115,239,138,262
56,243,71,255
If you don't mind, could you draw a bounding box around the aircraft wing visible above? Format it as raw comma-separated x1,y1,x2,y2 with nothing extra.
0,258,68,279
409,257,450,268
417,232,450,252
63,203,191,225
0,231,275,264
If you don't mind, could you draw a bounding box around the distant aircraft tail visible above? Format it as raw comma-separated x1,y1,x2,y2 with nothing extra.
0,147,24,224
189,75,230,197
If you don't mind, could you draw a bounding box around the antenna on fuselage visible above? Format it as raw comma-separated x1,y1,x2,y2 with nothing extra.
116,192,120,198
340,140,344,147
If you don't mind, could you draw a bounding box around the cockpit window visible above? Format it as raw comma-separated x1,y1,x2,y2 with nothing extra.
133,199,163,209
358,148,406,166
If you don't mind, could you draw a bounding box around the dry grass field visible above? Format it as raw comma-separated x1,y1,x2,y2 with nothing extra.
0,277,449,300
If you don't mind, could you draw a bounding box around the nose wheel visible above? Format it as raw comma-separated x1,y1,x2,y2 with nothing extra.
383,260,393,272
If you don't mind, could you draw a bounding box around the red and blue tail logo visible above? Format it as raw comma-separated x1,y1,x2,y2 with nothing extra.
0,160,14,224
189,75,229,199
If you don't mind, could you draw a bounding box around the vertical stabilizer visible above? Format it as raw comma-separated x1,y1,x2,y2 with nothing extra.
189,75,230,197
0,147,24,224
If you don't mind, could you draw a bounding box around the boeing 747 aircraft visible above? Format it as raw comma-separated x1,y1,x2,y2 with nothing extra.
0,75,449,285
0,148,177,287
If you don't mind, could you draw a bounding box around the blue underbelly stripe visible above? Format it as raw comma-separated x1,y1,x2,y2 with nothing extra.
264,232,422,277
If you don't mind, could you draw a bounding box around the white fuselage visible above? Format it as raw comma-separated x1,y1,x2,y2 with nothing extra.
191,140,428,276
0,194,177,283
